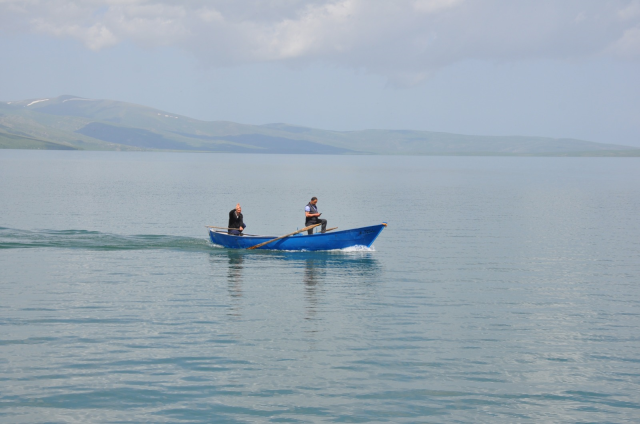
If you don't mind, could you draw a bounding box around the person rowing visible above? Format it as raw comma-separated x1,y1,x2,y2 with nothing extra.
305,197,327,234
228,203,246,235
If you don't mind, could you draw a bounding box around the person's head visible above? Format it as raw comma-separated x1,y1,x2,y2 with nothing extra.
235,203,241,214
310,197,318,205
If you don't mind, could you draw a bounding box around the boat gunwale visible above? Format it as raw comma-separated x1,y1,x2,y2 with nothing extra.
210,230,273,238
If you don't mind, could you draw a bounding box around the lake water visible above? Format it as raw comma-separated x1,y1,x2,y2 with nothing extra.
1,150,639,423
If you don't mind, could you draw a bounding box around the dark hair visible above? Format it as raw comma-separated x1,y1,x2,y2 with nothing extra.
311,196,317,201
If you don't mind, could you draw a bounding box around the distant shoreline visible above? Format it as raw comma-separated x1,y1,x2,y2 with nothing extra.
2,148,639,157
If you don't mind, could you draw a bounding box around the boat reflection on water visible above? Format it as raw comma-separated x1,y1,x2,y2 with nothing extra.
225,249,244,317
291,251,380,318
209,248,382,319
302,256,325,320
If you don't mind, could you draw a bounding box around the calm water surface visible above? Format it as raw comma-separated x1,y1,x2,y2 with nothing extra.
1,151,639,423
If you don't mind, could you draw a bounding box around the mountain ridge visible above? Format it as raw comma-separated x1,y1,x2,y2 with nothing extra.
1,95,638,156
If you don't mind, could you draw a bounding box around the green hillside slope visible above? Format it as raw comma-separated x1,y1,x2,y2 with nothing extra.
0,129,77,150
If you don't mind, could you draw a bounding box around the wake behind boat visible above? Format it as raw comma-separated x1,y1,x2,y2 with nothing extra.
208,223,387,251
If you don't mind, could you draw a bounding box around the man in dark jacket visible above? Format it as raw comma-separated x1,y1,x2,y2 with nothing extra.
228,203,246,235
305,197,327,234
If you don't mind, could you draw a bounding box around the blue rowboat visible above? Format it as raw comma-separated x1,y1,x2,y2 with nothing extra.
209,223,387,251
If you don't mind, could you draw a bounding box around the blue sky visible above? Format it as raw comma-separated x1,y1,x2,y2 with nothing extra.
1,0,639,146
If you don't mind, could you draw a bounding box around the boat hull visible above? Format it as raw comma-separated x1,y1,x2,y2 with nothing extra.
209,224,386,251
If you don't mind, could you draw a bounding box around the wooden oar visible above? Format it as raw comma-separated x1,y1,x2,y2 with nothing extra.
206,225,240,230
324,227,338,233
247,223,321,250
206,226,264,237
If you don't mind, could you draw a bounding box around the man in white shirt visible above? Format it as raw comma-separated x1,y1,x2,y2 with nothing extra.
305,197,327,234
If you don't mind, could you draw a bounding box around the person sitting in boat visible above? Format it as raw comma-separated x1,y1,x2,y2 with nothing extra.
228,203,246,235
305,197,327,234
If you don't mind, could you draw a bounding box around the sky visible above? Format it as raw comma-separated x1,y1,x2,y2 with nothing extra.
1,0,639,146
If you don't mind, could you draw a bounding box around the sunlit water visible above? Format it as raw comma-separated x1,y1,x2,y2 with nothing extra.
1,151,639,423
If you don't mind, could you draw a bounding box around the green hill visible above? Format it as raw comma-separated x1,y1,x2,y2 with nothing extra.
1,95,638,156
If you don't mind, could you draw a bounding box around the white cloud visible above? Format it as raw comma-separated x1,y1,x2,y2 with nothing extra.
608,25,640,58
618,0,640,20
413,0,463,14
1,0,639,84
